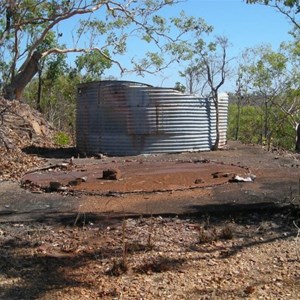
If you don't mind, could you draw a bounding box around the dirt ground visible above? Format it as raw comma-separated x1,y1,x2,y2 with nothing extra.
0,141,300,299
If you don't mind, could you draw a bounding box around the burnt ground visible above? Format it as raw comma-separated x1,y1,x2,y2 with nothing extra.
1,140,299,223
0,141,300,299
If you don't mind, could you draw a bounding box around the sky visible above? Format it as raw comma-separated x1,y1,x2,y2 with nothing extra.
66,0,294,93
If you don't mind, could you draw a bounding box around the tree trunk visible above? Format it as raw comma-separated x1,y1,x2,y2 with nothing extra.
3,51,42,100
264,100,269,141
212,94,220,151
296,123,300,153
37,68,42,112
235,97,241,140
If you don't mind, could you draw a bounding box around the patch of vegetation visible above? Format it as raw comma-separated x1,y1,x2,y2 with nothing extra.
53,131,71,147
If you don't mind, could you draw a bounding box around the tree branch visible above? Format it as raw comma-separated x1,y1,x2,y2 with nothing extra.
42,46,125,73
0,4,13,45
17,2,106,75
271,2,300,30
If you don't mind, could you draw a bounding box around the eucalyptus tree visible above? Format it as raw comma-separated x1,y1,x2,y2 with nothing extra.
178,35,232,150
233,63,249,141
0,0,212,100
179,63,202,94
75,49,112,82
238,44,300,150
277,41,300,151
244,1,300,150
174,81,186,93
34,31,68,111
200,37,232,150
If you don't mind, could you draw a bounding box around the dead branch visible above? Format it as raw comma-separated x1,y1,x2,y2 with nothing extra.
293,220,300,260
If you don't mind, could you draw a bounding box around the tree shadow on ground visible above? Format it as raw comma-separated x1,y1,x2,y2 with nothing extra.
0,240,94,299
22,146,79,159
0,202,299,299
38,201,299,226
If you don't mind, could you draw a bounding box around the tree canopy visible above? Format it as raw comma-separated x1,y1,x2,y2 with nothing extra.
0,0,213,100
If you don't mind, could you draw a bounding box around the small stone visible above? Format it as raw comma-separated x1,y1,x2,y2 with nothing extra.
49,181,62,191
244,285,255,294
194,178,205,184
102,168,121,180
58,186,68,192
80,176,88,182
68,178,82,186
31,190,43,194
95,153,106,159
211,172,232,178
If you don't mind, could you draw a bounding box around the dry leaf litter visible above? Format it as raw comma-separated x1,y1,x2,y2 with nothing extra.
0,213,299,299
0,97,56,180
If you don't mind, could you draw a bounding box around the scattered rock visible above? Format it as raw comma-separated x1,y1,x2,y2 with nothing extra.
244,285,256,295
95,153,106,159
212,172,233,179
68,179,82,187
194,178,205,184
49,181,62,191
80,176,88,182
102,168,122,180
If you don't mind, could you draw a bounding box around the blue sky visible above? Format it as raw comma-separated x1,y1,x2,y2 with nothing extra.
66,0,294,92
118,0,293,92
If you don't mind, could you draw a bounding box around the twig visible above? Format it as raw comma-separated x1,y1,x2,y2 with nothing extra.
293,220,300,261
73,212,86,227
24,163,72,175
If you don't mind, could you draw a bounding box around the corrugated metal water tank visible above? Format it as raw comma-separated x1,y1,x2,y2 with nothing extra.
76,80,228,156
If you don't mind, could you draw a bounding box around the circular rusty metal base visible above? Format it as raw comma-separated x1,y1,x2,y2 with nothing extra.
23,160,249,194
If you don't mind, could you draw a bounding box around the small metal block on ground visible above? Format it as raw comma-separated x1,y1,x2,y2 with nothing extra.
102,168,121,180
49,181,62,191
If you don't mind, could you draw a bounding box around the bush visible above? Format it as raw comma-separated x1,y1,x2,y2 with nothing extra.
54,131,71,146
228,103,296,151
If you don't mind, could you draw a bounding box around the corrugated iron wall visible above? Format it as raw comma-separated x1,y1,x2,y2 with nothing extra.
76,81,228,155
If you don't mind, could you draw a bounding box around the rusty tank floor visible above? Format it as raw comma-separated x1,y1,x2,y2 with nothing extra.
1,141,299,223
22,160,249,193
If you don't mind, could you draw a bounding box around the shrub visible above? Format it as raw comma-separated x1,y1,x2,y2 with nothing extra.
54,131,71,146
